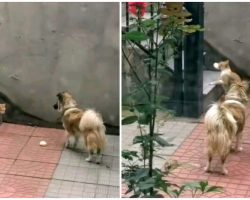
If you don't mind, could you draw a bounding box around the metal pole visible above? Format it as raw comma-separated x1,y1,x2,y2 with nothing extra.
125,2,129,32
183,2,204,117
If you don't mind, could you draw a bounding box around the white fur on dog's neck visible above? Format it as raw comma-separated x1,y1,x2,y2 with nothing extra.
63,107,80,116
221,68,231,76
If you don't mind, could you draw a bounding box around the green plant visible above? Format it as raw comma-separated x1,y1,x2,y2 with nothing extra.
122,2,221,198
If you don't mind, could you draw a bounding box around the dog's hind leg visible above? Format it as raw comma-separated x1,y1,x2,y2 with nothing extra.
235,133,243,152
73,135,79,149
96,148,102,164
204,153,213,173
66,134,76,149
86,150,94,162
65,133,71,148
221,154,229,175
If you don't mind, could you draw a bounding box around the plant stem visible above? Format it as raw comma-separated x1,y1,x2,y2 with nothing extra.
149,3,161,196
138,124,146,168
148,3,157,196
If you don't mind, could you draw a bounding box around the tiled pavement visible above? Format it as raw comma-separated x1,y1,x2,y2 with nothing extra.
0,123,119,198
122,119,199,169
122,105,250,197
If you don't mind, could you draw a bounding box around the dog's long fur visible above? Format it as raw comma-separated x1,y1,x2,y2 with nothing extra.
225,80,249,105
210,60,242,92
53,92,106,163
204,80,248,175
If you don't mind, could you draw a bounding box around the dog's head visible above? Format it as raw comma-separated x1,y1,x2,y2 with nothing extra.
213,60,230,70
53,92,77,112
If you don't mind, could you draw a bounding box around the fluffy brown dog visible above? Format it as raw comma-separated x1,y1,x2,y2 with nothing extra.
210,60,241,91
204,80,248,175
53,92,106,164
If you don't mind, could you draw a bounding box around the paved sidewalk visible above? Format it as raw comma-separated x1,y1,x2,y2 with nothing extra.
122,119,199,170
168,105,250,197
0,123,119,198
122,104,250,197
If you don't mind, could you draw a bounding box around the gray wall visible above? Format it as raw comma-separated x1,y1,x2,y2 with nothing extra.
0,3,119,126
205,3,250,76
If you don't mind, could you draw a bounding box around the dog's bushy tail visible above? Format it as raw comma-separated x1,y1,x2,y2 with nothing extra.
204,103,237,156
80,109,107,153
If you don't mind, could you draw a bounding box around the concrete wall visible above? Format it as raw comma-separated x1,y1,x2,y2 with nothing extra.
0,3,119,126
205,3,250,77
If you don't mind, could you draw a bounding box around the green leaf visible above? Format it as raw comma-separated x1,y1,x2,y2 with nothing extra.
138,177,155,190
134,103,152,114
181,25,204,33
138,113,151,125
122,150,139,160
157,66,173,76
123,31,149,42
199,181,208,192
205,186,223,193
153,135,174,147
133,135,150,145
133,168,149,181
122,105,131,111
141,19,156,28
184,182,201,190
122,115,138,125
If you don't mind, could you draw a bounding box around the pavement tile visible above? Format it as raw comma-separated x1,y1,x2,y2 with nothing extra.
8,160,57,179
45,180,97,198
32,127,65,138
0,133,30,159
0,144,24,159
108,186,120,198
0,174,49,198
98,168,120,186
18,146,62,163
53,164,99,184
0,158,14,174
0,132,29,147
0,123,35,136
95,185,109,198
58,149,99,168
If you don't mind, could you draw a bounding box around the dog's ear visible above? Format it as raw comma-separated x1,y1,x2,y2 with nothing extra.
225,60,229,65
56,93,64,102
